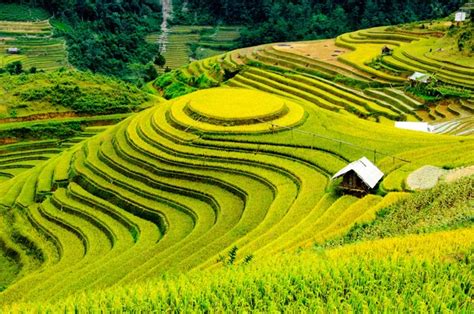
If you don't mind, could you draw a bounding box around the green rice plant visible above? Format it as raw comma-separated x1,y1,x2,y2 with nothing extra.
6,226,473,312
137,101,345,272
126,109,297,277
111,121,264,280
400,38,474,76
0,65,472,304
383,54,474,89
0,201,84,304
334,36,406,83
36,156,61,202
243,68,371,116
364,89,416,114
63,182,167,291
34,188,136,299
337,177,473,244
292,195,358,249
313,194,383,243
53,150,76,187
0,173,30,208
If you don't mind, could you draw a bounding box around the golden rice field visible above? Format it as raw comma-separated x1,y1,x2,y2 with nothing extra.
0,17,473,312
5,228,473,312
0,85,472,310
157,22,473,135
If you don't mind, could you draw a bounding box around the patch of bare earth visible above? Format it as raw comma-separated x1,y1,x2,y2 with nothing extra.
407,165,447,190
442,166,474,183
273,39,348,63
407,165,474,190
271,39,374,79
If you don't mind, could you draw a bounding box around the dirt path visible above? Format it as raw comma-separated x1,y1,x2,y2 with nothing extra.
407,165,447,190
443,166,474,183
158,0,173,53
407,165,474,190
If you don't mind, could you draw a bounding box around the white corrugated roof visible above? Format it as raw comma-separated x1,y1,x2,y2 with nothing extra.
408,72,431,83
395,122,434,133
332,157,384,189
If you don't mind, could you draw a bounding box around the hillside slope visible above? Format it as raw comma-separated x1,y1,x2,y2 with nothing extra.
4,177,473,311
156,19,473,135
0,19,68,72
0,85,472,304
0,14,472,311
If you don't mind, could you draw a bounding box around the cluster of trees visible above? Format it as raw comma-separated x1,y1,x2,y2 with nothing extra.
2,0,465,83
0,61,38,75
14,71,149,114
175,0,464,46
2,0,163,84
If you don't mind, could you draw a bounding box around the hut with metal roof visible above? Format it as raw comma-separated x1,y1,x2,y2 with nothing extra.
408,72,433,85
332,157,384,196
6,48,20,54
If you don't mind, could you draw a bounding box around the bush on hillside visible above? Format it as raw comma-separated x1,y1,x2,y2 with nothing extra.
0,122,83,140
332,176,474,244
1,70,149,115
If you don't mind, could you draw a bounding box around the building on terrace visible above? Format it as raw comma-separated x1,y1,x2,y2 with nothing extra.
6,47,20,54
382,45,393,56
408,72,434,85
332,157,384,196
455,11,467,22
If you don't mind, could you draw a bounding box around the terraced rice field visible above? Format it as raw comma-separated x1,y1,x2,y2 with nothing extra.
0,124,119,184
0,87,472,304
146,26,240,70
0,20,68,71
159,24,472,135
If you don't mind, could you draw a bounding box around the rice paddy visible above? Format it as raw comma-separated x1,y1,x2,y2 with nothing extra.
0,19,68,72
146,25,241,70
0,14,472,312
156,22,472,136
0,80,471,307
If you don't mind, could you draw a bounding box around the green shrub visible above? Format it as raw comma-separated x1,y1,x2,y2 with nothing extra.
0,122,83,140
335,177,474,244
3,70,149,115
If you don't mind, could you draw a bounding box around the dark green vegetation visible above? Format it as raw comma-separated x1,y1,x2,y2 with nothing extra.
0,1,464,82
0,250,19,292
0,3,49,21
0,1,162,83
0,121,83,140
335,176,474,244
176,0,463,46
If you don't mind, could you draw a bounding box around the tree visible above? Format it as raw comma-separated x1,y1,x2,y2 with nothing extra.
154,53,166,67
144,62,159,82
6,61,23,75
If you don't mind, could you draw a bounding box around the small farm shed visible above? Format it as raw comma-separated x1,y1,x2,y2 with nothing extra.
6,48,20,54
332,157,384,195
381,45,393,56
408,72,432,84
395,122,434,133
455,11,467,22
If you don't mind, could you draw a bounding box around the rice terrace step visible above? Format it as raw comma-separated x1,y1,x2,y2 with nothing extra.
0,1,472,312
